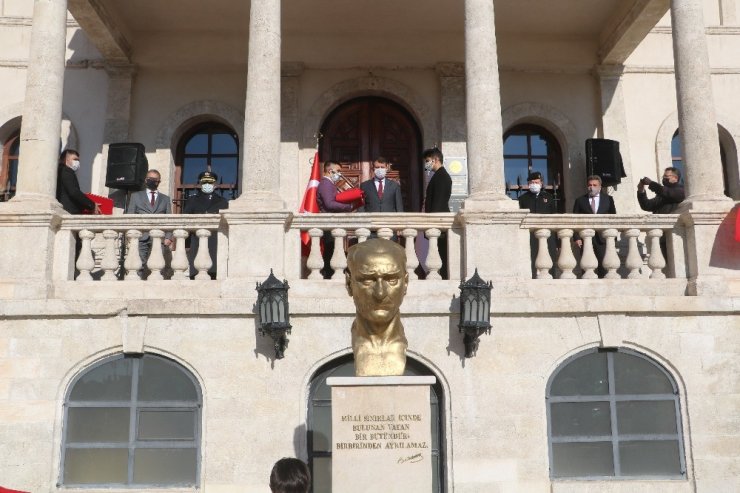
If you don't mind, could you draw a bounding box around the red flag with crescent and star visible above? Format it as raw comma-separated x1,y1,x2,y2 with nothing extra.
299,150,321,255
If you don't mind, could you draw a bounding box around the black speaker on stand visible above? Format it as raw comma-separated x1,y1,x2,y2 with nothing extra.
105,143,148,279
585,138,626,186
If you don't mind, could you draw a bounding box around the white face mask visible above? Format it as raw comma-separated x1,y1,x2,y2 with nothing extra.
330,171,341,183
374,168,387,180
201,183,215,194
70,160,81,172
424,160,434,172
588,186,600,197
529,183,542,194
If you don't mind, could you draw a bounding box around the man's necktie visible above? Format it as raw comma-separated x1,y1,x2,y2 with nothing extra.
590,196,597,213
377,179,383,199
150,192,156,207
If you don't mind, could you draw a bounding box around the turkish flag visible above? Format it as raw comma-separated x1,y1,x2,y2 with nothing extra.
0,487,30,493
299,150,322,256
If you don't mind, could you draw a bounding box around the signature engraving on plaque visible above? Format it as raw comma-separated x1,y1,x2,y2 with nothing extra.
397,453,423,464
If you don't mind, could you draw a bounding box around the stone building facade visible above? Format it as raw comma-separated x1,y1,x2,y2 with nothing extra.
0,0,738,492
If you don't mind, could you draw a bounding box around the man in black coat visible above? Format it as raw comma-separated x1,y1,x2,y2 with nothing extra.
422,147,452,278
573,175,617,277
183,170,229,279
637,166,686,262
518,171,557,277
56,149,99,214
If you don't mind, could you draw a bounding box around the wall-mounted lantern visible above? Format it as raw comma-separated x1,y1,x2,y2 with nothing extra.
256,270,291,359
458,269,492,358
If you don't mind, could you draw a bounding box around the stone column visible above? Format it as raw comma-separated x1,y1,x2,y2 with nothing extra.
596,65,639,213
13,0,69,208
236,0,284,211
462,0,513,209
279,62,304,212
670,0,731,206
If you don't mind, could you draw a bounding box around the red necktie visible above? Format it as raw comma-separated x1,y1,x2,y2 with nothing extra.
150,191,156,207
377,179,384,199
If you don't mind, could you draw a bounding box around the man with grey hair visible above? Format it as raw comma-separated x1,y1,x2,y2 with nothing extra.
573,174,616,277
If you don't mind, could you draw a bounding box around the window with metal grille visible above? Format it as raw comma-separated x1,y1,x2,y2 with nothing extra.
547,348,686,479
61,354,201,487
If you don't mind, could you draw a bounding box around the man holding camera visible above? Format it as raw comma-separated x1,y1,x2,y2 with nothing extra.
637,167,685,214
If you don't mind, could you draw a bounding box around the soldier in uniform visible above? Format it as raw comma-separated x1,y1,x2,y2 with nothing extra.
183,170,229,278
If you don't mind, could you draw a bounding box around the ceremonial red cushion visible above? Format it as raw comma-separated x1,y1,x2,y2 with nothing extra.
82,193,114,215
336,188,364,207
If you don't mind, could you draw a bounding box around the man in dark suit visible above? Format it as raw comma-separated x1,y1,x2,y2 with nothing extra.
573,174,617,277
56,149,100,214
519,171,557,277
359,157,403,213
422,147,452,278
125,169,173,270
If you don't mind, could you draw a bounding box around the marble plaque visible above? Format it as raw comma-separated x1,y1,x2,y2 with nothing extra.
328,376,436,493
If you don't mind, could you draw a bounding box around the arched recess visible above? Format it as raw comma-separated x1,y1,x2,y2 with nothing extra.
302,76,437,150
656,111,740,199
502,102,581,207
154,100,244,195
304,352,450,493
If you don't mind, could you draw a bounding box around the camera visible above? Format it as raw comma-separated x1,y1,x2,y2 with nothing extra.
640,177,652,186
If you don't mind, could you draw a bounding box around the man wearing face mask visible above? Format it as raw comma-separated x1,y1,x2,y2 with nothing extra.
519,171,557,277
422,147,452,278
125,169,173,272
637,167,685,263
637,167,685,214
183,170,228,279
359,157,403,213
317,161,354,278
56,149,100,214
573,175,617,277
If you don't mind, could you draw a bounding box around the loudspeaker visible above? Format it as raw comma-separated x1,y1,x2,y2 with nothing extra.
585,138,626,186
105,143,148,190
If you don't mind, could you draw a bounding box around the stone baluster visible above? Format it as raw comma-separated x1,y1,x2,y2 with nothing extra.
356,228,371,243
76,230,95,281
578,229,599,279
425,228,443,280
306,228,324,279
624,229,643,279
124,230,142,280
329,229,348,278
601,229,621,279
377,228,393,240
647,229,667,279
170,229,190,280
557,229,577,279
147,230,166,281
194,229,213,280
100,230,119,281
534,229,553,279
402,228,419,278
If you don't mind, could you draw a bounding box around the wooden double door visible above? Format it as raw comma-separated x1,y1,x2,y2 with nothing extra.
320,97,422,212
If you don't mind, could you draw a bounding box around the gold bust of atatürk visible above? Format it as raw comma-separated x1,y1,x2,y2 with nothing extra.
345,239,409,377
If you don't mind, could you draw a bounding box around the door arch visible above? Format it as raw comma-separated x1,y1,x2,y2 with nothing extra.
320,97,423,212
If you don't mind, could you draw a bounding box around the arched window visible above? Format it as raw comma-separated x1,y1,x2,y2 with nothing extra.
547,348,685,479
1,130,20,202
174,122,239,213
672,130,735,197
504,124,565,212
307,355,444,492
61,354,201,487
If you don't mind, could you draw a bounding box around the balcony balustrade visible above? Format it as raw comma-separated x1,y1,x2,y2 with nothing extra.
54,212,685,285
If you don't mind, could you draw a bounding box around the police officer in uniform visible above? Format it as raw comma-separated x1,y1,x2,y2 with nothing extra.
183,170,229,278
518,171,558,277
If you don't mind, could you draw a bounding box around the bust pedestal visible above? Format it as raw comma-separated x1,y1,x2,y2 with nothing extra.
327,375,437,493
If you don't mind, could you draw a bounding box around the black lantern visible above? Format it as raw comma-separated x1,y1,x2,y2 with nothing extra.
256,270,292,359
458,269,492,358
